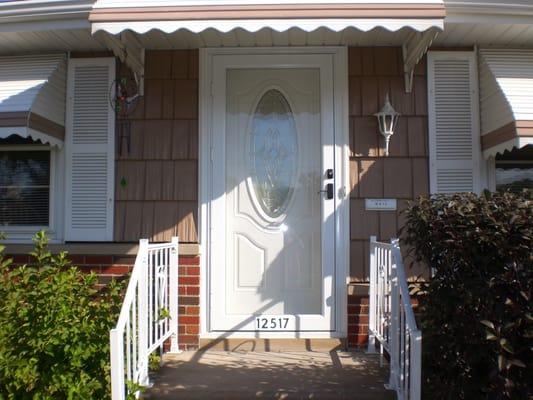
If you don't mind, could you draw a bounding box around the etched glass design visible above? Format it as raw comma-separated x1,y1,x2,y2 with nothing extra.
250,89,297,218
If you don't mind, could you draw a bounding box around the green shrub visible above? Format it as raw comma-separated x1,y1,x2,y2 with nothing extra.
403,191,532,399
0,231,124,399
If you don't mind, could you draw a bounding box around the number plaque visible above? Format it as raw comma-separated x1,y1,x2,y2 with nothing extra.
255,316,291,330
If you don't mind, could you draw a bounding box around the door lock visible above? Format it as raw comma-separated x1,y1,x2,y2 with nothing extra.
318,183,334,199
326,169,334,179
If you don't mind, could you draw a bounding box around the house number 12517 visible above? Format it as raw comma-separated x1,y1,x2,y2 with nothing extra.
255,317,289,330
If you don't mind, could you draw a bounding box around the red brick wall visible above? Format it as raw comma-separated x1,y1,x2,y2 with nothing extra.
347,290,421,348
10,254,135,288
9,252,201,350
348,295,369,348
177,255,200,350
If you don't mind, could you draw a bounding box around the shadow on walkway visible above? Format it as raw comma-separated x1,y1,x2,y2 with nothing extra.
142,350,394,399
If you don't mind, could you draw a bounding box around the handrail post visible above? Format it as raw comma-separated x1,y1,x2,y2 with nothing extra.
110,328,125,400
410,330,422,400
387,256,400,391
169,236,180,353
367,238,422,399
367,235,378,353
137,239,149,387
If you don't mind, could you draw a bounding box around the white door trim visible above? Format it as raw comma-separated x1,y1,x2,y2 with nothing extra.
199,47,349,339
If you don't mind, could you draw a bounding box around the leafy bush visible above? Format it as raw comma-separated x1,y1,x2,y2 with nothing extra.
403,191,532,399
0,231,124,399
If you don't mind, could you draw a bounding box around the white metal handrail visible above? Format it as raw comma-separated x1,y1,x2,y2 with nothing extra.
110,237,179,400
368,236,422,400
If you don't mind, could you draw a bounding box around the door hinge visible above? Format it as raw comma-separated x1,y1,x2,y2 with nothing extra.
210,146,214,163
210,81,214,97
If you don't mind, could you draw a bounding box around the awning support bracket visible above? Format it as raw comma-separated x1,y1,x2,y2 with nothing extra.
96,30,145,96
402,28,440,93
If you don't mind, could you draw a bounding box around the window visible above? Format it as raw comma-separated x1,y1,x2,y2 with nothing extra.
0,136,52,229
495,145,533,193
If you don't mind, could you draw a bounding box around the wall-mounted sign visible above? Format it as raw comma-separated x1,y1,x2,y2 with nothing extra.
365,198,397,211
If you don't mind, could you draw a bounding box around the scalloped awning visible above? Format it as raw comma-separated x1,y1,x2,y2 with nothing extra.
90,1,445,34
0,54,66,147
89,1,445,94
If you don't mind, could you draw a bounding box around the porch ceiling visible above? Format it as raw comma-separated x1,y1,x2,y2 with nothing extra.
0,0,106,55
434,23,533,48
1,21,532,57
89,2,445,94
435,0,533,48
94,24,441,95
0,29,106,55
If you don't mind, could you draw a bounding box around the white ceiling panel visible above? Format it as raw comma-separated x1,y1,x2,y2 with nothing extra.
0,29,106,55
433,23,533,48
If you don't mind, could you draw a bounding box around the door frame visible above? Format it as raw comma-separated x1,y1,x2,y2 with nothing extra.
199,47,349,338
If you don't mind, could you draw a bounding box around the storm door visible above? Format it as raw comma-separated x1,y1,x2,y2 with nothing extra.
210,54,336,333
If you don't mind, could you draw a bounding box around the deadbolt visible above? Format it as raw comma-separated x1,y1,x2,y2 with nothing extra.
318,183,334,199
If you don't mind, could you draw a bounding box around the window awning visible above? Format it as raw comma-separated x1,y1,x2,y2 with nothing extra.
479,49,533,158
0,54,67,147
89,1,445,94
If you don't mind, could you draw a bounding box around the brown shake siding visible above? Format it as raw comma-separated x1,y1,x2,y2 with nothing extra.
112,48,430,281
348,47,429,282
114,50,199,243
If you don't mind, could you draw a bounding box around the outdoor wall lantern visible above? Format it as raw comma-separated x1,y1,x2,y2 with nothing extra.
374,93,400,156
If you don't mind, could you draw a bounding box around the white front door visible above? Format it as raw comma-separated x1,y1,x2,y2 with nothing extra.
208,53,338,334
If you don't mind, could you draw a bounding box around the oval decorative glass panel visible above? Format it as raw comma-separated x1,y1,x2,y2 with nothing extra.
250,89,297,219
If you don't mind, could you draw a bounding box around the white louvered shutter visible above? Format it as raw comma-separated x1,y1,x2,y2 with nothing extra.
65,58,115,241
427,52,481,194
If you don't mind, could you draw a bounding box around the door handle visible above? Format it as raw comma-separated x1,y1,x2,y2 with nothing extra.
318,183,334,199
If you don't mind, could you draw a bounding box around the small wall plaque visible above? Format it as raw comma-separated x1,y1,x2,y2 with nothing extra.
365,199,397,211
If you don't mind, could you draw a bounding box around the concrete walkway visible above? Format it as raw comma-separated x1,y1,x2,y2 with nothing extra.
143,350,394,399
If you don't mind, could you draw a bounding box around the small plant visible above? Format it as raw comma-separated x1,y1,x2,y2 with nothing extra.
125,380,146,400
0,231,125,399
149,353,162,372
157,307,171,321
403,191,532,399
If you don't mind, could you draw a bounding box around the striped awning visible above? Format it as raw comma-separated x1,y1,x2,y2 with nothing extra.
0,54,66,147
479,49,533,158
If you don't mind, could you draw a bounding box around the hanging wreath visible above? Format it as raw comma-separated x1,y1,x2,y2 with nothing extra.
109,77,141,156
109,76,140,118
